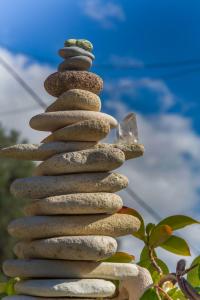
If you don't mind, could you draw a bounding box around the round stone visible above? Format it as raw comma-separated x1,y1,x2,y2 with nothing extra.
11,172,128,199
41,119,110,143
8,213,140,239
44,71,103,97
58,56,92,72
0,142,97,161
58,46,95,60
46,89,101,112
30,111,117,131
15,279,116,298
23,193,123,216
3,259,139,279
14,236,117,261
34,148,125,176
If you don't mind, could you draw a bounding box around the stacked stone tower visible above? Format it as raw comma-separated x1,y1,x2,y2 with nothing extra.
1,39,152,300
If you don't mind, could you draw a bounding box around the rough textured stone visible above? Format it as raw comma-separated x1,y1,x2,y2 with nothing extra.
58,56,92,71
96,143,145,160
8,213,140,239
24,193,123,216
15,279,116,298
58,46,95,60
34,148,125,176
30,111,117,131
0,142,97,161
14,236,117,261
0,142,144,161
46,89,101,112
44,71,103,97
117,266,153,300
42,119,110,143
11,172,128,199
3,259,139,279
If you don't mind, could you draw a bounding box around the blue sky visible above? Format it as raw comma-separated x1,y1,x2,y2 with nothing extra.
0,0,200,263
1,0,200,130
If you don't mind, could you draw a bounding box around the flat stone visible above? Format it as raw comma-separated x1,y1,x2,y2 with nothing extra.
42,119,110,143
30,111,117,131
11,172,128,198
46,89,101,112
58,46,95,60
8,213,140,239
0,142,144,161
3,297,95,300
58,56,92,71
0,142,97,161
24,193,123,216
3,259,139,279
34,148,125,175
14,236,117,261
44,71,103,97
15,279,116,298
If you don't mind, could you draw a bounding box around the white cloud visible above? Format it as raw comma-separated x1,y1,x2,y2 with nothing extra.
82,0,125,28
104,77,176,111
0,47,54,142
0,47,199,270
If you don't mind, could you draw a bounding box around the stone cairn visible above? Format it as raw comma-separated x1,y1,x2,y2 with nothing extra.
1,39,152,300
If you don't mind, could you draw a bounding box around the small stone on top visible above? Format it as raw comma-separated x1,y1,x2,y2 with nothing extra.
64,39,93,52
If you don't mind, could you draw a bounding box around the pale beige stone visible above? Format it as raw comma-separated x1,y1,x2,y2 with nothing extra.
8,213,140,239
15,279,116,298
3,297,94,300
0,142,144,161
11,172,128,199
14,236,117,261
3,259,139,279
24,193,123,216
34,148,125,176
42,119,110,143
30,111,117,131
46,89,101,112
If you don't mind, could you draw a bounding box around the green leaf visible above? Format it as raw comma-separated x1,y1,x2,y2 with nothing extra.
103,251,135,263
149,224,172,247
139,258,169,277
0,282,6,294
158,215,199,231
118,206,145,240
140,287,159,300
168,287,188,299
187,256,200,286
160,235,191,256
140,245,157,261
146,223,155,236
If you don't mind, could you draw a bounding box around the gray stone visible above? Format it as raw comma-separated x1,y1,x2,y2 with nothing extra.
58,46,95,60
3,297,95,300
3,259,139,279
46,89,101,112
34,148,125,175
0,142,97,161
30,110,117,131
44,71,103,97
15,279,116,298
23,193,123,216
8,213,140,239
14,236,117,261
11,172,128,198
58,56,92,71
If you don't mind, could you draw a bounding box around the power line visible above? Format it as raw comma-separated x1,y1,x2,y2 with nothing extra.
0,56,46,109
125,186,199,256
94,58,200,70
